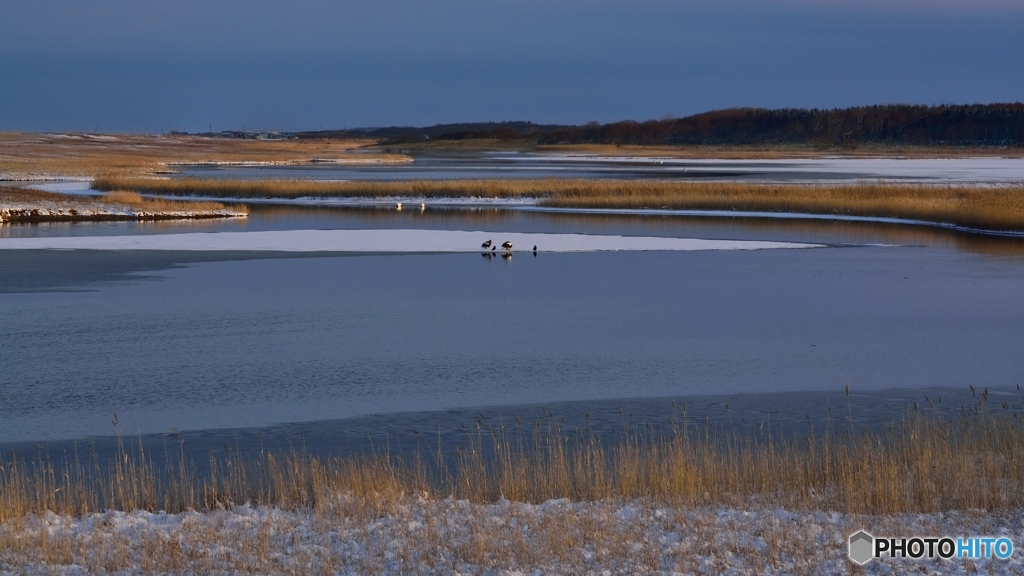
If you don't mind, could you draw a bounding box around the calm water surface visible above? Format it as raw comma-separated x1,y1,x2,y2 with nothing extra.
2,206,1024,447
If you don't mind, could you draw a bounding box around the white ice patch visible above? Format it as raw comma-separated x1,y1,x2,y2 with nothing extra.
0,229,822,252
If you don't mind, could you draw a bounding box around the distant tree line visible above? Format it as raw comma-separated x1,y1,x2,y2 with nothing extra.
297,103,1024,147
299,121,563,143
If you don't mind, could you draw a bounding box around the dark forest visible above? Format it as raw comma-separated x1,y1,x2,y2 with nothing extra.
301,103,1024,147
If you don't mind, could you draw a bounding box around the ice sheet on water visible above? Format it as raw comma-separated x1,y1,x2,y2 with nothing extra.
0,228,823,252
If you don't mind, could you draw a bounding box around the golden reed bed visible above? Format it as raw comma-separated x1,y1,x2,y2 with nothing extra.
94,176,1024,232
3,400,1023,521
3,400,1022,573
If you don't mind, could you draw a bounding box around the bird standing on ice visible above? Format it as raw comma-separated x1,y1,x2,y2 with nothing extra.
481,239,493,249
501,241,513,252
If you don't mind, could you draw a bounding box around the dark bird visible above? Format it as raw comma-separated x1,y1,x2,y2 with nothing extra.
481,239,493,249
491,246,496,251
533,245,537,253
501,241,513,251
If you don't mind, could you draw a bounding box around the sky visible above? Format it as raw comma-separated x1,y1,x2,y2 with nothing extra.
2,0,1022,133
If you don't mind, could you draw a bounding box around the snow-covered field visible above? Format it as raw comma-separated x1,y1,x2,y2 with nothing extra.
2,497,1020,575
0,229,822,252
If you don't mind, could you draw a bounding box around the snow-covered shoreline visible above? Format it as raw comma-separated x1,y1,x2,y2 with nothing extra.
2,497,1020,575
0,187,248,223
0,207,247,223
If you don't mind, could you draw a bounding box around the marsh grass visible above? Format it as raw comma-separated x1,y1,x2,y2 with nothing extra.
3,398,1024,523
3,399,1024,573
94,176,1024,232
98,190,236,213
0,132,403,178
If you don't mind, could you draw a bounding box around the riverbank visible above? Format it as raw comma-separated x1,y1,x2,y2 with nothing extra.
0,187,247,223
94,176,1024,233
2,407,1021,573
6,406,1020,519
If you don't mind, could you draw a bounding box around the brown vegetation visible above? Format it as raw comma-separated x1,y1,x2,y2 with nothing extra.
95,176,1024,232
2,400,1021,573
0,132,405,178
2,401,1023,521
97,190,231,213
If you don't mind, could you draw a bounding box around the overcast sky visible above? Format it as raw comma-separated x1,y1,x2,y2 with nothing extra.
2,0,1022,133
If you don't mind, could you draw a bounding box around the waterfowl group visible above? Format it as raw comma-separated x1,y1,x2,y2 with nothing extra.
481,239,533,255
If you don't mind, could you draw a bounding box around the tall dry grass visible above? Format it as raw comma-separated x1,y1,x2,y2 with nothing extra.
3,398,1023,522
0,132,402,178
93,176,558,200
94,176,1024,232
98,190,239,213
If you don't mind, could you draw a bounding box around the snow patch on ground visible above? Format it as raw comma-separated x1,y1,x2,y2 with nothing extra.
1,498,1020,575
0,188,247,223
0,229,823,252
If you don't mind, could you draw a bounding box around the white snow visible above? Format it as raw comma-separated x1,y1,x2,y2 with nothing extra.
0,229,822,252
2,498,1020,575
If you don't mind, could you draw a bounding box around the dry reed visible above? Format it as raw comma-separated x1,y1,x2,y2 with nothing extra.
3,401,1023,573
98,190,235,213
3,401,1023,522
94,176,1024,232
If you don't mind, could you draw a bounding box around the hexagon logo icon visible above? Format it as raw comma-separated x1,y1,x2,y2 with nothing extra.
849,530,874,565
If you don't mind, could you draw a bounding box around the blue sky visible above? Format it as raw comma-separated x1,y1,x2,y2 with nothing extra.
2,0,1022,133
